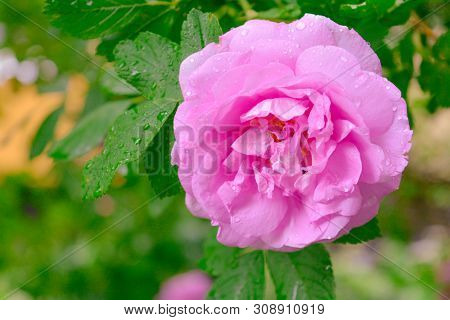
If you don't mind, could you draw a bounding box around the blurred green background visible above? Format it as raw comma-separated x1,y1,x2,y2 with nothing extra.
0,0,449,299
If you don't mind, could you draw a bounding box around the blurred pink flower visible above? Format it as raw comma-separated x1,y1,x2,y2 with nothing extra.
157,271,211,300
172,14,412,250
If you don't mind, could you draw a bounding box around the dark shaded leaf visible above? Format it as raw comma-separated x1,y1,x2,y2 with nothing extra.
44,0,171,39
199,229,241,277
114,31,181,101
208,251,265,300
419,60,450,108
82,99,178,199
181,9,222,59
334,217,381,244
49,100,131,161
267,244,335,300
100,70,139,96
29,107,63,159
142,111,181,198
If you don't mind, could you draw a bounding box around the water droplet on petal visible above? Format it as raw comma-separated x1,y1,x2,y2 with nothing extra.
232,216,241,223
340,56,348,62
240,29,249,36
295,22,305,30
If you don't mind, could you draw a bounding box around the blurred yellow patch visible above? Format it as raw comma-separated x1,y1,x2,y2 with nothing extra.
0,75,88,184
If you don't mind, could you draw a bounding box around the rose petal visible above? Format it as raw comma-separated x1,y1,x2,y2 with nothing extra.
241,97,307,122
314,142,362,202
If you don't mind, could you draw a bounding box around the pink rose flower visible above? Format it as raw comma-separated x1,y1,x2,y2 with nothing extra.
157,271,211,300
171,14,412,250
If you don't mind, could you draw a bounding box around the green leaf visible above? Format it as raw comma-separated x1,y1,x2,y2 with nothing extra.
420,31,450,109
339,2,377,20
354,19,389,47
419,59,450,108
199,229,241,277
100,70,139,96
142,111,181,198
79,84,108,118
425,96,439,113
82,99,178,199
296,0,339,20
29,107,63,159
97,33,125,62
267,244,335,300
367,0,395,16
208,251,265,300
95,6,184,61
382,0,425,27
399,32,414,69
114,31,181,101
181,9,222,59
334,217,381,244
44,0,171,39
433,31,450,62
49,100,132,161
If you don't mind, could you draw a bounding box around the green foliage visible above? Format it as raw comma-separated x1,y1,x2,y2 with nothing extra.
82,27,188,199
293,0,424,46
49,100,132,161
199,230,241,277
143,111,182,198
29,107,63,159
44,0,173,39
419,31,450,111
0,175,202,299
208,251,265,300
334,218,381,244
267,244,335,299
201,231,336,299
181,8,223,59
114,32,182,101
82,99,177,199
100,71,140,96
